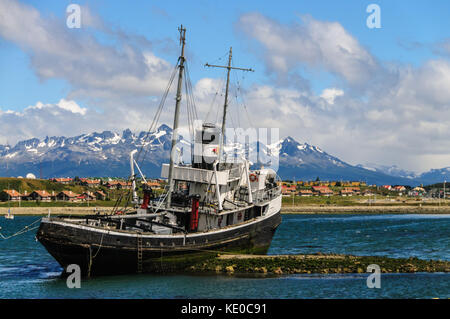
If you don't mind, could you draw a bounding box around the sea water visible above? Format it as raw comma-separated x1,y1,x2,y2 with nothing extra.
0,214,448,299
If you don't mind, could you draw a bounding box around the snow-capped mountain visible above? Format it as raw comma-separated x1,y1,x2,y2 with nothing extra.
0,125,446,186
356,163,450,185
418,167,450,185
268,137,418,185
356,163,419,180
0,124,176,178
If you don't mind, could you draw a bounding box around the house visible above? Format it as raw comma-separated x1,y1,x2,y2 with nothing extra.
340,189,354,196
145,181,162,189
104,181,132,190
51,177,73,184
81,192,96,201
382,185,392,191
81,179,101,188
281,184,297,195
342,187,361,195
94,190,106,201
311,186,334,196
119,181,132,189
21,190,30,200
56,191,80,202
0,189,22,201
28,190,52,202
392,186,406,192
298,189,313,197
104,181,119,189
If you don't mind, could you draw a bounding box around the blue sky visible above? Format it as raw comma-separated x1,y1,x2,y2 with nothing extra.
2,0,449,109
1,0,450,173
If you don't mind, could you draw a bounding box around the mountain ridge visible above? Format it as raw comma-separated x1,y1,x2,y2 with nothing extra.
0,125,448,186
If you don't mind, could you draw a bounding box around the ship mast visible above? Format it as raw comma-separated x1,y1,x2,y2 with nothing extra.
166,25,186,208
205,47,254,163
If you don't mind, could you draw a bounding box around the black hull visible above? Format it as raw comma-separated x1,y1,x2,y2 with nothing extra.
36,211,281,276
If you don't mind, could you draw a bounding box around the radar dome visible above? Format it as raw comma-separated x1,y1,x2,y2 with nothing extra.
26,173,36,179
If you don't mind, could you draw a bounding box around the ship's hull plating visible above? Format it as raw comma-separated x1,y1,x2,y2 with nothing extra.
36,208,281,276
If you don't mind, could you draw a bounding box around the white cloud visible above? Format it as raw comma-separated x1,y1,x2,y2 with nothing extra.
237,12,378,86
1,2,449,174
235,12,450,173
320,88,344,105
25,99,87,115
0,0,175,99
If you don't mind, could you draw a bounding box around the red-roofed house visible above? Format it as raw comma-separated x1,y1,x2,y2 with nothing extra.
81,179,101,188
392,186,406,192
340,189,354,196
56,191,80,202
298,189,313,197
281,184,297,195
0,189,22,201
146,181,162,189
105,181,132,190
28,190,52,202
311,186,334,196
51,178,73,184
340,187,361,196
94,190,106,201
81,192,96,201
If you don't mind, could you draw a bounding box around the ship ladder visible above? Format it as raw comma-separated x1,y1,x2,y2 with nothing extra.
137,234,143,273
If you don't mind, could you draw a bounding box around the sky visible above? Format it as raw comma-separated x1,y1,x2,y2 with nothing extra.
1,0,450,174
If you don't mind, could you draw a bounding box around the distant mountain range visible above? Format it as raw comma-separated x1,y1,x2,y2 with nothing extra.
355,163,450,186
0,124,448,186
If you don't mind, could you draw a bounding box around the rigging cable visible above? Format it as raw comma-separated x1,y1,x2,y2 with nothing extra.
0,218,41,240
111,61,179,212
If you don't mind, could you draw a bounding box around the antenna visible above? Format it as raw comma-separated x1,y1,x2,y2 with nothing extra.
205,47,254,163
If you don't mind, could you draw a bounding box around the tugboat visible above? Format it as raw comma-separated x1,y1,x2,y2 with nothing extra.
36,26,282,276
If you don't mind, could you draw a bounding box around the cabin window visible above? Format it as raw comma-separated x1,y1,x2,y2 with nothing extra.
202,133,216,144
226,213,234,226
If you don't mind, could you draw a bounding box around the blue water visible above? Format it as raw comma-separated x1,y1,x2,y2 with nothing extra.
0,214,449,299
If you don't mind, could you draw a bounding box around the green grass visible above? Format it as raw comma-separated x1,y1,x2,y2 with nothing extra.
282,195,365,206
282,195,449,207
0,200,122,208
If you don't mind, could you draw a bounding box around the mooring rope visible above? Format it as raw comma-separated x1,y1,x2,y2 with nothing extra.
0,218,41,240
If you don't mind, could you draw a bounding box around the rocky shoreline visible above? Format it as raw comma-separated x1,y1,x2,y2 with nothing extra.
186,254,450,275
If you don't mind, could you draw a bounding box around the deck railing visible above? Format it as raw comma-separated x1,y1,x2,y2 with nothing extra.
236,185,281,204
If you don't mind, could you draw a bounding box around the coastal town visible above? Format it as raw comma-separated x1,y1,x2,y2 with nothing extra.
1,176,448,207
280,180,444,198
0,177,163,204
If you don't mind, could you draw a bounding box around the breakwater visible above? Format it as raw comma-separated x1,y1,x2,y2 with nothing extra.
187,254,450,275
282,205,450,214
2,205,450,216
0,206,105,215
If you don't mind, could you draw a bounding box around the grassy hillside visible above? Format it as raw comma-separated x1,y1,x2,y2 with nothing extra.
0,177,85,194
